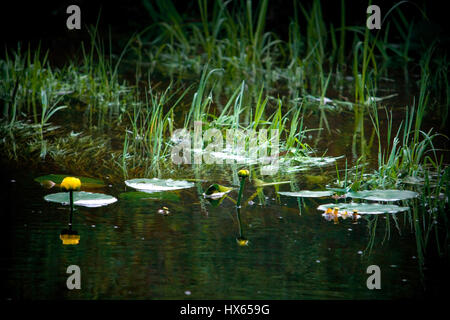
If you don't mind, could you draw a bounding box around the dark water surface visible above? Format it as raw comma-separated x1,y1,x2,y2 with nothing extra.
1,164,431,300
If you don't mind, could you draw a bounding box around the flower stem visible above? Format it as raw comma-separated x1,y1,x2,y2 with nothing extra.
236,177,246,208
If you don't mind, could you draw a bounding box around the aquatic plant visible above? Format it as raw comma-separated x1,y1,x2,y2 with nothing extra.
236,169,250,208
124,178,195,193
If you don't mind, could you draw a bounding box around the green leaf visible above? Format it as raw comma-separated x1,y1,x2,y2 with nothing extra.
278,190,334,198
346,189,419,202
124,178,194,192
44,191,117,208
317,202,410,214
35,174,105,189
204,184,233,199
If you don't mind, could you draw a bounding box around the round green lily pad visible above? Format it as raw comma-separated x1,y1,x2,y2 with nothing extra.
125,178,194,192
317,202,410,214
278,190,334,198
345,189,419,202
44,191,117,208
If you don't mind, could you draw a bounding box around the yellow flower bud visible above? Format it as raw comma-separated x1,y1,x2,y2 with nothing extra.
238,169,250,178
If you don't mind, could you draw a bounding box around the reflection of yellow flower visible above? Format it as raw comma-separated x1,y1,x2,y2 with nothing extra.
238,169,250,178
60,234,80,245
61,177,81,191
236,237,249,246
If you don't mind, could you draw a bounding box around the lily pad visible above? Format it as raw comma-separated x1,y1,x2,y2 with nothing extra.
204,184,233,199
124,178,194,192
35,174,105,189
44,191,117,208
278,190,334,198
346,189,419,202
317,202,409,215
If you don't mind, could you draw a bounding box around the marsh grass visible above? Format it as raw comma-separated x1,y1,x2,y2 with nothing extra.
0,0,447,187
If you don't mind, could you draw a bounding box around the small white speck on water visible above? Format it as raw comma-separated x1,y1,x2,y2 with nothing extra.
248,200,254,205
141,237,145,240
91,225,96,228
328,248,331,251
11,179,16,183
114,226,119,229
357,251,363,255
390,264,398,268
108,184,112,187
402,279,407,282
412,256,417,259
348,228,352,231
184,290,191,296
316,260,320,263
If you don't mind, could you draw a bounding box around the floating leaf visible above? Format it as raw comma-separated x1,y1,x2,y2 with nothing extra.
346,190,419,202
35,174,105,189
400,176,437,187
278,190,334,198
44,191,117,208
204,184,233,199
124,178,194,192
317,202,409,215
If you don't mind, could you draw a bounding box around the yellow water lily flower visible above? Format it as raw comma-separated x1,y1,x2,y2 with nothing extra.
61,177,81,191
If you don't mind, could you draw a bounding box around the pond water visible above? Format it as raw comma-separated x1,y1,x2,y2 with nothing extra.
1,162,439,300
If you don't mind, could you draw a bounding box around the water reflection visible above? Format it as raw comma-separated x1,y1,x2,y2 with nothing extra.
60,229,80,245
235,207,248,246
59,201,80,246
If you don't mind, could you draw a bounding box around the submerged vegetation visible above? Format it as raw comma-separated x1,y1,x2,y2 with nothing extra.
1,0,449,297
